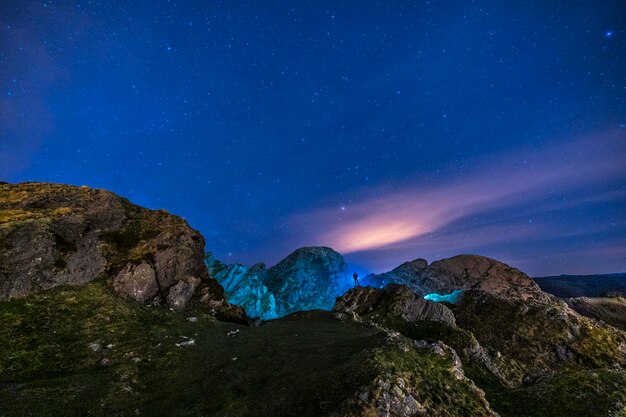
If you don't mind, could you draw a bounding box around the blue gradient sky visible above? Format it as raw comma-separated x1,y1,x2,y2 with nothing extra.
1,1,625,275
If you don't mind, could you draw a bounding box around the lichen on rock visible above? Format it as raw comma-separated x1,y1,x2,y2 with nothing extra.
0,182,239,315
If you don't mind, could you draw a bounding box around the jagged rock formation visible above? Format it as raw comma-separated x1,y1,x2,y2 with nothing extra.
0,182,243,319
362,258,428,287
214,253,548,321
206,255,278,320
211,246,349,319
366,254,546,301
334,284,456,326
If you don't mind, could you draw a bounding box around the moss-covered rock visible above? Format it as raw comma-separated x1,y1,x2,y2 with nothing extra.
452,290,626,383
0,182,238,315
334,281,626,416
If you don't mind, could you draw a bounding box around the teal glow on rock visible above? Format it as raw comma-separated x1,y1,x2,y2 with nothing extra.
423,289,464,304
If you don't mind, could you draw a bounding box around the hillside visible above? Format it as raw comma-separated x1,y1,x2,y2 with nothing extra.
1,182,625,417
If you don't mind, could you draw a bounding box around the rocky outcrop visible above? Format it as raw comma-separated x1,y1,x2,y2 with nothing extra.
334,284,456,326
211,251,547,321
452,289,626,385
362,258,428,288
333,286,384,316
367,254,546,301
264,246,349,316
0,182,237,315
207,247,348,319
334,332,499,417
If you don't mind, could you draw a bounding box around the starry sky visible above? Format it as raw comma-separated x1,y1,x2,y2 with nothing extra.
1,1,625,276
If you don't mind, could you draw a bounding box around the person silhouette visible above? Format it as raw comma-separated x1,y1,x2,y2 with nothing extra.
353,272,360,287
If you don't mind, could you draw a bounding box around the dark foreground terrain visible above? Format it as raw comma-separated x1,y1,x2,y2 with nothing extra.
0,282,499,417
1,182,625,417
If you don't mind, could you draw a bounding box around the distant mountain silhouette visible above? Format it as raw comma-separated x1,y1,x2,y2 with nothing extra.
533,273,626,297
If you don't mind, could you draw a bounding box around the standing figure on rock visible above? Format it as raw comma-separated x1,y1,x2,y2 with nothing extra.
353,272,361,287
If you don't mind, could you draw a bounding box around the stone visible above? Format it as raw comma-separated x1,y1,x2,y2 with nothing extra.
166,276,201,311
208,246,348,319
333,286,384,316
113,262,158,303
175,337,195,347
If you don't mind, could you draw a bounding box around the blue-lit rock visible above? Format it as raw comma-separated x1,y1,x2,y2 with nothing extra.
424,289,464,304
206,247,350,319
206,255,278,320
265,247,350,316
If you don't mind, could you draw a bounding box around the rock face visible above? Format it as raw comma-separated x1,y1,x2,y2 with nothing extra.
334,284,456,326
206,255,278,320
208,247,348,318
362,259,428,288
264,246,349,316
0,182,235,314
211,251,545,321
366,254,546,301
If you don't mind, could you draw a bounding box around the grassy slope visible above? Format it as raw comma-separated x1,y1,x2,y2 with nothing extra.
0,282,496,417
566,297,626,331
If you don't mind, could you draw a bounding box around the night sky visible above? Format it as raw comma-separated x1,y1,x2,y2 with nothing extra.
2,1,625,276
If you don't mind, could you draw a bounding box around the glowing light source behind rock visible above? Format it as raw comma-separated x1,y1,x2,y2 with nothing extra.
334,221,424,253
424,289,464,304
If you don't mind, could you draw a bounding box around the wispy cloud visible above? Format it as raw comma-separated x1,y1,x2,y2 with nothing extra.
281,130,626,274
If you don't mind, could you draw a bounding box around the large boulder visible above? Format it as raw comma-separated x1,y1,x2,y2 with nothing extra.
334,284,456,326
167,275,201,312
112,261,159,302
0,182,232,313
264,246,349,316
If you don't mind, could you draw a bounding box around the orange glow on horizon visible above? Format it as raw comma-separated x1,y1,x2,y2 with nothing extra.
332,221,424,253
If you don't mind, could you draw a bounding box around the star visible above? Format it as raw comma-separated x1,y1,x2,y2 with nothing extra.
605,31,614,38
